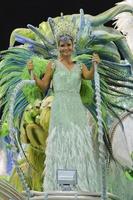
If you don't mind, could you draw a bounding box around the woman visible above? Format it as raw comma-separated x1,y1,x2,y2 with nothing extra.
27,34,100,192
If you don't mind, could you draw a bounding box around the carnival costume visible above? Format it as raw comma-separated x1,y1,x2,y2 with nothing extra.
43,59,99,191
0,1,133,199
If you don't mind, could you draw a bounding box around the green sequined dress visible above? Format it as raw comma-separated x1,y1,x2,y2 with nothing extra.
43,60,99,192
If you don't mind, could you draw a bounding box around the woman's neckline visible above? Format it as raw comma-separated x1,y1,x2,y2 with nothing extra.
57,59,76,72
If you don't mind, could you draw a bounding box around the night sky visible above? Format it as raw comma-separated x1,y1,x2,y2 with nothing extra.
0,0,122,51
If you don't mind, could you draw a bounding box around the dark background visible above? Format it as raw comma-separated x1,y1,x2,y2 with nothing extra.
0,0,122,51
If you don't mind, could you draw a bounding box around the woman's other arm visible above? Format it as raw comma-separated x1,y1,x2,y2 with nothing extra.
82,53,100,80
27,61,53,91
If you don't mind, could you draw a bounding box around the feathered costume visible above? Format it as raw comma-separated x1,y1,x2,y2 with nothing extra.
43,59,99,192
0,1,133,199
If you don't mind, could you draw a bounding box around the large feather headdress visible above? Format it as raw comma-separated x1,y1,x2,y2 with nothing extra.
48,14,78,45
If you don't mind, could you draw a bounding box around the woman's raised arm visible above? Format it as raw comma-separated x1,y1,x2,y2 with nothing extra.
27,60,53,91
82,53,100,80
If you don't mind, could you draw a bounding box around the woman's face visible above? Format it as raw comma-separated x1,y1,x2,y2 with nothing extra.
58,39,74,57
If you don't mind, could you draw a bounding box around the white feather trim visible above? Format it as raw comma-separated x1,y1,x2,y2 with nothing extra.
113,0,133,52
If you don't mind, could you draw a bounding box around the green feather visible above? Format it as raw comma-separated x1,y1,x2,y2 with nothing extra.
21,56,49,104
80,79,94,105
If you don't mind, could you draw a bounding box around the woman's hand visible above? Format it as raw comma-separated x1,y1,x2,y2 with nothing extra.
27,60,36,80
92,53,101,64
27,60,34,72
